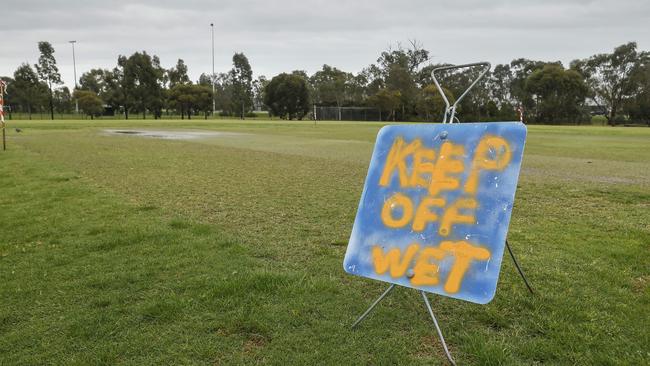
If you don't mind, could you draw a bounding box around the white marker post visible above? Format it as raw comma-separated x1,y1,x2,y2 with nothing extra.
0,80,7,151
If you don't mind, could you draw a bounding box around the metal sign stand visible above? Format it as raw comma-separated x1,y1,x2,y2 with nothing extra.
350,63,533,365
351,239,533,365
351,284,457,364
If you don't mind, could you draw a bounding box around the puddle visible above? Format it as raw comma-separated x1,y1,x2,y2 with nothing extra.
104,129,241,140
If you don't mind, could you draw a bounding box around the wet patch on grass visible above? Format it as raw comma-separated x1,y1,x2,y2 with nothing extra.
104,129,244,140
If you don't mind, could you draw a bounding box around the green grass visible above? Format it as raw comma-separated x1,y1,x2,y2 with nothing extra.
591,115,608,125
1,120,649,365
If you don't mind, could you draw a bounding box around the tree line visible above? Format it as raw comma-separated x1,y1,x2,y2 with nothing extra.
2,40,649,124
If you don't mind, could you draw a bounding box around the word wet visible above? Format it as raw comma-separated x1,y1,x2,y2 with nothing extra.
373,240,490,293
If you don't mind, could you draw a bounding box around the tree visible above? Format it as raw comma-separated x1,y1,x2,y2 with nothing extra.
122,51,165,119
74,90,104,119
385,64,417,120
377,40,429,75
8,41,650,124
167,59,191,88
208,72,231,115
623,55,650,124
168,84,213,119
416,85,455,121
509,58,554,117
103,65,128,119
489,64,513,107
12,63,48,119
53,87,73,115
361,64,384,97
229,53,253,119
252,75,268,111
524,64,588,123
348,73,368,105
572,42,645,124
264,73,311,120
35,41,62,120
369,41,429,120
79,69,107,95
459,68,491,121
197,73,212,86
168,84,195,119
193,85,214,119
310,65,350,120
368,88,401,121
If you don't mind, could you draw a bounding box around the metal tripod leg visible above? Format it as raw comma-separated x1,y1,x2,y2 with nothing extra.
505,239,534,294
351,284,395,329
421,291,456,366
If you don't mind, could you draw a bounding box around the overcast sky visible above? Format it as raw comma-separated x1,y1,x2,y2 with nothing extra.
2,0,649,89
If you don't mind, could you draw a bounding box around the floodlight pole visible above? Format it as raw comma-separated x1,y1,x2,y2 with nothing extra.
69,41,79,114
211,23,216,117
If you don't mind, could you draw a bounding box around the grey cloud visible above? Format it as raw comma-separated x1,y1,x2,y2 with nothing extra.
1,0,649,89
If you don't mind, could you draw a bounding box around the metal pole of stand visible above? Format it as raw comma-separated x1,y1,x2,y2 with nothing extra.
351,285,457,365
421,291,456,366
505,239,534,294
351,284,395,329
432,62,491,124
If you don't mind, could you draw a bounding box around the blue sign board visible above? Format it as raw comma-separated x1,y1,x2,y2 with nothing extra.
344,122,527,304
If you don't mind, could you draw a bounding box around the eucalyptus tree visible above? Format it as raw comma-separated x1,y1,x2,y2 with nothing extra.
367,88,401,121
416,85,454,122
509,59,553,113
525,64,588,123
310,65,350,120
167,59,191,88
103,63,128,119
572,42,645,124
197,73,212,86
122,51,165,119
168,84,213,119
35,41,62,120
624,54,650,124
367,41,429,120
53,87,73,115
252,75,268,111
79,69,108,95
12,63,48,119
229,53,254,118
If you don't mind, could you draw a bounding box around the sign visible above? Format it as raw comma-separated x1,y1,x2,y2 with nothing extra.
344,122,527,304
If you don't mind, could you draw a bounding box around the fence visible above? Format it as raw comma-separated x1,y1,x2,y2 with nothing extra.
314,106,382,122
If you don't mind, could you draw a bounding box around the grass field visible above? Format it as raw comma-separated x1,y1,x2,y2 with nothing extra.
1,119,648,365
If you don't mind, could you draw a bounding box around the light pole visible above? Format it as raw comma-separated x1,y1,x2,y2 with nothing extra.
69,40,78,114
210,23,216,117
